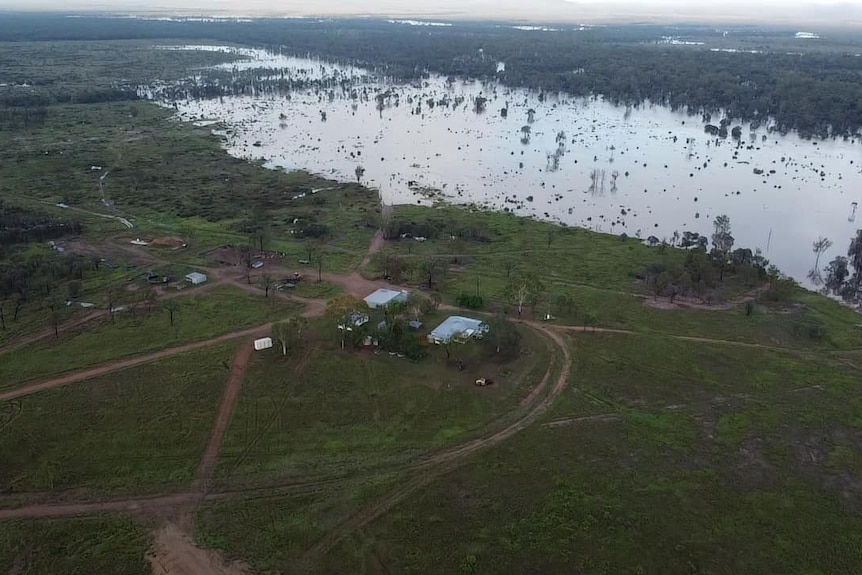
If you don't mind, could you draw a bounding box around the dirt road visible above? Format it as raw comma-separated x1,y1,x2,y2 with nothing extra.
0,492,197,521
0,324,271,403
192,341,254,492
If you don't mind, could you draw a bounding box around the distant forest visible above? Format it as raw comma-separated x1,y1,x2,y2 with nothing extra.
1,14,862,138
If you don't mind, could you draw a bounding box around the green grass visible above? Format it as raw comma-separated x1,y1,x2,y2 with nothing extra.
214,322,550,488
349,334,862,575
0,344,234,499
196,473,401,574
0,285,299,387
0,515,150,575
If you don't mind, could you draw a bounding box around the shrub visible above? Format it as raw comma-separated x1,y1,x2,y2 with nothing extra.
456,293,484,310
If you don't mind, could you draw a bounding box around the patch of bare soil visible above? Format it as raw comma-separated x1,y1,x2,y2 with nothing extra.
644,299,680,310
151,236,187,249
147,524,251,575
208,246,285,267
732,436,776,489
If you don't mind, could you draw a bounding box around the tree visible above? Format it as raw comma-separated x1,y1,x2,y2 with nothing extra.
355,165,365,183
163,299,179,327
812,236,832,271
506,272,544,316
327,294,365,349
44,296,63,338
847,229,862,300
106,286,117,323
273,316,307,356
0,298,5,331
66,280,81,301
259,273,275,297
711,215,734,281
824,256,850,296
382,254,404,281
481,314,522,360
546,230,556,248
315,253,323,283
654,270,673,299
143,288,159,314
418,257,445,289
239,245,254,284
502,258,518,280
554,293,576,317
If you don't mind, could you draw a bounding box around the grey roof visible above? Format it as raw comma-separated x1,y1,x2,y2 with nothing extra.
429,316,488,343
364,288,408,308
185,272,207,283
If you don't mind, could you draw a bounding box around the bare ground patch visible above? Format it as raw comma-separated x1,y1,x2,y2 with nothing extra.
147,524,251,575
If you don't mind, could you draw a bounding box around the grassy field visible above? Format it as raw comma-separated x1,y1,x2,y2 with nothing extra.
348,334,862,575
196,473,401,574
0,515,150,575
0,286,298,387
0,344,234,500
214,319,551,488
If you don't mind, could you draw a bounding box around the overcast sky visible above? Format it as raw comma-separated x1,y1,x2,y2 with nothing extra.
4,0,862,27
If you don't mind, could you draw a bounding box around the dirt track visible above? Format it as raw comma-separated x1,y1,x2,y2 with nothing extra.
193,341,254,492
147,524,251,575
0,323,271,403
0,492,197,521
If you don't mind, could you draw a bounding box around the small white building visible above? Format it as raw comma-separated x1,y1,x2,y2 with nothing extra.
254,337,273,351
185,272,207,285
364,288,409,309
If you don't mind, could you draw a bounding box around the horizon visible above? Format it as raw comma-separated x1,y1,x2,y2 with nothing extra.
3,0,862,29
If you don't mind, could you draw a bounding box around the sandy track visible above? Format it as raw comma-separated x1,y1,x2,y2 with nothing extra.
360,230,385,271
0,311,107,356
0,492,197,521
0,324,271,403
193,342,253,492
147,523,251,575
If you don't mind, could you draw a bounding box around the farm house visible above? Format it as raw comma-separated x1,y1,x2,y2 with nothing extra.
427,316,489,344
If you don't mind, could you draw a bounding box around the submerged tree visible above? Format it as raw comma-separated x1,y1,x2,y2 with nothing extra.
809,236,832,285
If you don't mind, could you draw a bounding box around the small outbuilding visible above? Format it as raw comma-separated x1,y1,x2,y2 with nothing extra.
185,272,208,285
254,337,273,351
427,316,489,345
364,288,409,309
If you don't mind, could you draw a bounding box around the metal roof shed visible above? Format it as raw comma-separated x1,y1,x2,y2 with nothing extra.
364,288,409,309
427,316,488,344
185,272,207,285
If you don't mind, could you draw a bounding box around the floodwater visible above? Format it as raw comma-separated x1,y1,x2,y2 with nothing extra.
145,46,862,286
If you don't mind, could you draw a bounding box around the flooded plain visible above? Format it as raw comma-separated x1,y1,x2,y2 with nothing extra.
145,46,862,285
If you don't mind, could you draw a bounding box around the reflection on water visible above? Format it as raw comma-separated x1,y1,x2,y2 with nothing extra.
145,46,862,286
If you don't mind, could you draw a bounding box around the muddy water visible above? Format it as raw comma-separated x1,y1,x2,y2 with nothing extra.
149,46,862,285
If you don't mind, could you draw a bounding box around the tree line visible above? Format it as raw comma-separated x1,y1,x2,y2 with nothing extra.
2,16,862,138
0,202,82,248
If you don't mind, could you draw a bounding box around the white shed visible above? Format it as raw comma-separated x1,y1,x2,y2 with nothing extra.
364,288,409,309
254,337,273,351
185,272,207,285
